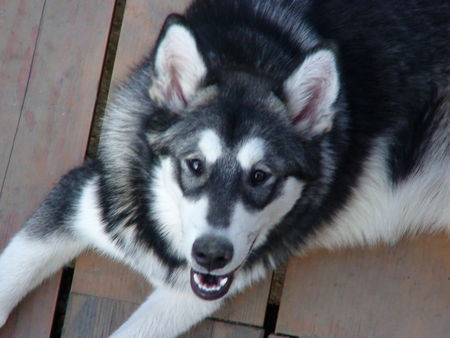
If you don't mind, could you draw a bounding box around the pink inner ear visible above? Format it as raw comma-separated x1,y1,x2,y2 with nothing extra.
172,73,188,107
292,87,320,128
167,65,187,109
175,86,188,107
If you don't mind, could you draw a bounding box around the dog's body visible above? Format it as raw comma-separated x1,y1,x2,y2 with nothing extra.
1,0,449,336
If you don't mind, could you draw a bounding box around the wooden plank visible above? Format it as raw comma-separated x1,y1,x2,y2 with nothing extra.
214,274,272,326
275,234,450,338
182,319,265,338
66,251,272,330
64,293,264,338
65,0,273,334
62,294,139,338
0,0,116,336
70,252,150,304
0,0,45,184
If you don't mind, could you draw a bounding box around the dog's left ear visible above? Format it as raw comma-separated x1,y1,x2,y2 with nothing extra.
149,14,207,113
283,47,340,138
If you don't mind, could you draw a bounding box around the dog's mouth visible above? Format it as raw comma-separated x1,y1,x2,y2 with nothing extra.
190,269,234,300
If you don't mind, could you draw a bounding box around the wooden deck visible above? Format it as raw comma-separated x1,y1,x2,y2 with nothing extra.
0,0,448,337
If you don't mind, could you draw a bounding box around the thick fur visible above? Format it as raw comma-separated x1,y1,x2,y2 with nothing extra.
1,0,449,336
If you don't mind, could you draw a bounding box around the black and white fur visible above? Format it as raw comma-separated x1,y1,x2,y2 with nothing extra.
1,0,449,336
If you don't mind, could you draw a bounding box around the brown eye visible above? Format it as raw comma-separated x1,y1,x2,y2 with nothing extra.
186,159,203,175
250,169,270,186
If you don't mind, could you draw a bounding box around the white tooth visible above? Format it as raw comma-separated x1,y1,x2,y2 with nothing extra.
194,275,229,293
194,273,201,286
207,284,219,292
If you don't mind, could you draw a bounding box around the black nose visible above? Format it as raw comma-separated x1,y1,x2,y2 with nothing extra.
192,235,234,271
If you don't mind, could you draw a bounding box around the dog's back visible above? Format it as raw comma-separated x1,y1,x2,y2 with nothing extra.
179,0,450,249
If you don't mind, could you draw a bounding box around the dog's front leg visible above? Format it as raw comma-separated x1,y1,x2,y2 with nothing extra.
110,286,223,338
0,227,87,327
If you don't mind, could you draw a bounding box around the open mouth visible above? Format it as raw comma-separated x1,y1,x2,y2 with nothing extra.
190,269,234,300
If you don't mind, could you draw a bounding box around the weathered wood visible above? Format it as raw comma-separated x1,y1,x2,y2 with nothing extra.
66,250,273,332
214,274,272,326
64,293,265,338
275,234,450,338
0,0,45,185
62,294,139,338
70,252,150,304
71,251,272,325
65,0,273,335
0,0,115,336
182,319,265,338
71,252,272,326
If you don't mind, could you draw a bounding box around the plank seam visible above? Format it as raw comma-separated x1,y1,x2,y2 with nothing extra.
263,266,287,337
203,317,266,331
86,0,127,158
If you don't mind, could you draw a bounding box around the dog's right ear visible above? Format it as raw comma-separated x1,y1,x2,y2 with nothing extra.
283,47,340,138
149,14,207,113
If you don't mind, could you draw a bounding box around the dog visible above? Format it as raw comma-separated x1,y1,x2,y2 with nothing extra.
1,0,449,336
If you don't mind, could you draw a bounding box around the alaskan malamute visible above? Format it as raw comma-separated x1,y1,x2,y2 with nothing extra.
1,0,449,336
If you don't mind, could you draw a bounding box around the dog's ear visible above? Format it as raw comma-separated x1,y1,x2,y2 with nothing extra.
149,14,207,113
283,47,340,138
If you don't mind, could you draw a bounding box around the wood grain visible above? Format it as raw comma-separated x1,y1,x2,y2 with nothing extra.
214,274,272,326
70,252,151,304
0,0,115,336
67,251,273,329
62,294,139,338
63,293,265,338
275,234,450,338
0,0,45,185
182,319,265,338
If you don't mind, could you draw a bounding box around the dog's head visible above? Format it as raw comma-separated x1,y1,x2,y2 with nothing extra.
115,15,340,300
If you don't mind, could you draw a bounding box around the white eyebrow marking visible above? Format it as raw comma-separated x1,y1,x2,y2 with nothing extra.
237,138,266,170
198,129,222,163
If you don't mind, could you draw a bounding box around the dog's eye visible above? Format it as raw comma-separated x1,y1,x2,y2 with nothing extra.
250,169,270,186
186,159,203,175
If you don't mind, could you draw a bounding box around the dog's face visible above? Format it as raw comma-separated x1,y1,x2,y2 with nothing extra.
147,15,340,300
150,93,309,299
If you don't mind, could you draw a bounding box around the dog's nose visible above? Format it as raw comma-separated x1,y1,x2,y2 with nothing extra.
192,235,234,271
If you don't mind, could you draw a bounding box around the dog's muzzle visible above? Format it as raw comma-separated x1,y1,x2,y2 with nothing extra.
190,235,234,300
